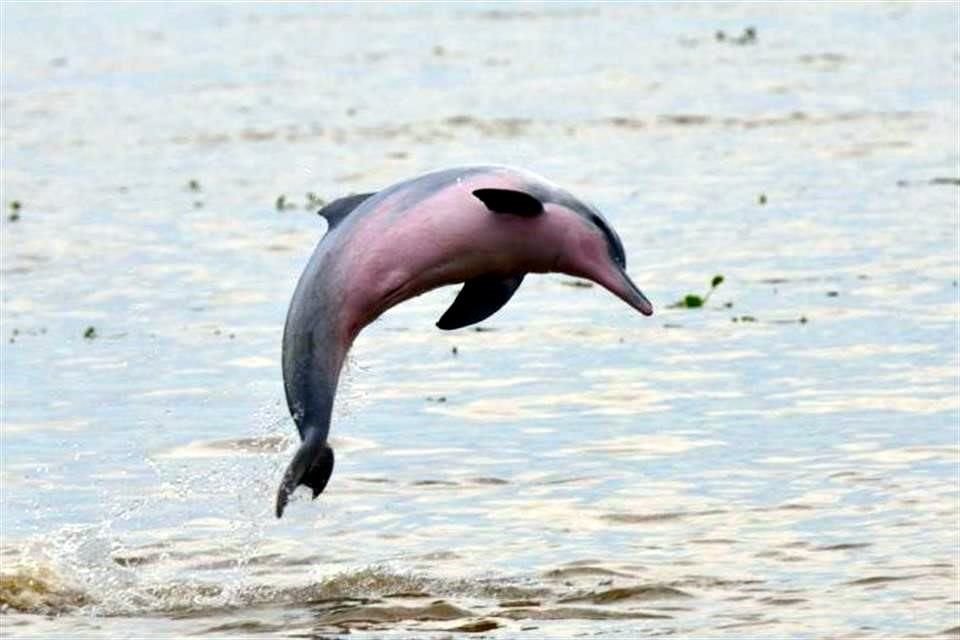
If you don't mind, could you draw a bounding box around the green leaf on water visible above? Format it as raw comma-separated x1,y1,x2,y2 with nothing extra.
671,274,725,308
305,192,326,209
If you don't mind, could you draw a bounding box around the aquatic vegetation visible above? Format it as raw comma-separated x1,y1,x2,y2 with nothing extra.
715,26,757,45
897,177,960,187
275,195,293,211
305,192,326,210
276,194,316,211
8,200,21,221
670,275,724,309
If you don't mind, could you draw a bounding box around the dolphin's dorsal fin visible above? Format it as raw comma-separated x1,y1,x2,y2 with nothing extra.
317,192,376,228
436,274,526,330
472,188,543,217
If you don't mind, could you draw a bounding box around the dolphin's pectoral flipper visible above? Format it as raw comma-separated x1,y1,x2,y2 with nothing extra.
275,439,336,519
317,192,377,228
436,274,525,330
472,188,543,217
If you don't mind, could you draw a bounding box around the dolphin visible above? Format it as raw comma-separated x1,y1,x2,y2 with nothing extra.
276,165,653,518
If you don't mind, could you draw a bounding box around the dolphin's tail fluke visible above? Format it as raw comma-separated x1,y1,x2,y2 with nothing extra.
275,438,335,518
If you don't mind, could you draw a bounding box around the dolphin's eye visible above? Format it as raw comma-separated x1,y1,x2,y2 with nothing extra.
588,212,626,268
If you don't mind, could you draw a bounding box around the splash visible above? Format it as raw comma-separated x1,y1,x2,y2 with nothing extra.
0,559,542,618
0,566,90,614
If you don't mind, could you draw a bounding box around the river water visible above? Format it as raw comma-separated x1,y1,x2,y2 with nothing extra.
2,3,958,638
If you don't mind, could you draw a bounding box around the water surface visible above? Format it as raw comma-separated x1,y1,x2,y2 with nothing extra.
2,3,959,638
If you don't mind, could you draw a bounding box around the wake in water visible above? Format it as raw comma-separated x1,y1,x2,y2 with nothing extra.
0,404,687,634
1,552,695,635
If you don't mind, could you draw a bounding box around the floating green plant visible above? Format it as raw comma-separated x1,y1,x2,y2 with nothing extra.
716,26,757,45
670,275,724,309
305,192,326,210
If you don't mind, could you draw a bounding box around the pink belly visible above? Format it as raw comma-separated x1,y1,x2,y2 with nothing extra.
335,175,574,334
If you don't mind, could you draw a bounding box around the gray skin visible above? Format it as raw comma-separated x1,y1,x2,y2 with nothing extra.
276,165,653,518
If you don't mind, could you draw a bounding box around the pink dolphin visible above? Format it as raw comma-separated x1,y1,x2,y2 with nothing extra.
277,165,653,517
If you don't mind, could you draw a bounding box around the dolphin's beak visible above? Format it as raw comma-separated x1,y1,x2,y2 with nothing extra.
613,267,654,316
587,262,654,316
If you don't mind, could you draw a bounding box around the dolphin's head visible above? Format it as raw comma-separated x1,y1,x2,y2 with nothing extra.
549,196,654,317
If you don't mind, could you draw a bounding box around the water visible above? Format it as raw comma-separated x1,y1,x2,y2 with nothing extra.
2,3,958,638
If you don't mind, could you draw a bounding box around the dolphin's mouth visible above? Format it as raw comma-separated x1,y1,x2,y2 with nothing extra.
633,290,654,316
618,268,654,316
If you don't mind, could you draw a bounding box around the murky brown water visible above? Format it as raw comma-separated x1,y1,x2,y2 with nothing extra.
2,3,959,638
